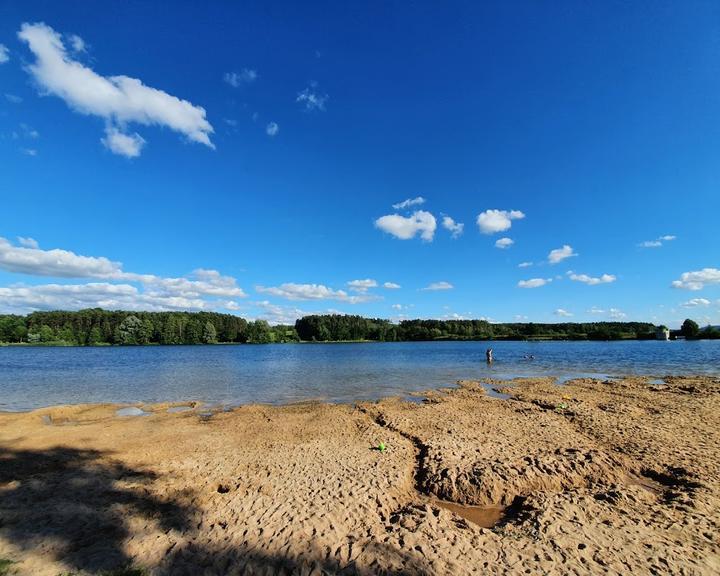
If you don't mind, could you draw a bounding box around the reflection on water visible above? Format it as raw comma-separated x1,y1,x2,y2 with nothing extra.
0,340,717,411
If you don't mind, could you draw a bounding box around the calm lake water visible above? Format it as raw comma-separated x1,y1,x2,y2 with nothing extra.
0,340,718,411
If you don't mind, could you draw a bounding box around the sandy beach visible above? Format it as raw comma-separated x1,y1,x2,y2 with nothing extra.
1,375,718,575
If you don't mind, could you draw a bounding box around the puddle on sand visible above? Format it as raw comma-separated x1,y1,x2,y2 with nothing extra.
167,405,194,413
435,500,506,529
482,384,511,400
116,407,150,417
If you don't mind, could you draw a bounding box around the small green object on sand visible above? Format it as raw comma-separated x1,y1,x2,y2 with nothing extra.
378,442,386,452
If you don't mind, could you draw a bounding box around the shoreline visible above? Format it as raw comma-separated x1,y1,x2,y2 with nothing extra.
2,370,719,414
1,374,718,574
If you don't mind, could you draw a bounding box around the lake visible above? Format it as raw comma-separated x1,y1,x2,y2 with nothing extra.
0,340,718,411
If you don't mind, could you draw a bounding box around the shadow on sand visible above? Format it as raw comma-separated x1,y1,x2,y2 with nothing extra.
0,445,193,574
158,540,434,576
0,445,432,575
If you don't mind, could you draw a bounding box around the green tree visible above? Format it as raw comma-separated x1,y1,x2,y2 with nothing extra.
202,321,217,344
39,325,55,342
115,315,146,345
247,320,272,343
88,327,103,345
681,318,700,339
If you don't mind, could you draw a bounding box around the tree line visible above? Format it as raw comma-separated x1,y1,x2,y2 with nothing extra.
1,310,717,346
295,315,660,341
0,309,298,345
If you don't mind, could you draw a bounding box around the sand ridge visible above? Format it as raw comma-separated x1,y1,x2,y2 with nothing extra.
0,375,718,574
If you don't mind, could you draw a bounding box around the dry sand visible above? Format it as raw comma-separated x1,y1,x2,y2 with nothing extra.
0,375,719,575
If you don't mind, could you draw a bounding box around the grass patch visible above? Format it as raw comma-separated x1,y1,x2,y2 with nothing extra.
0,558,15,576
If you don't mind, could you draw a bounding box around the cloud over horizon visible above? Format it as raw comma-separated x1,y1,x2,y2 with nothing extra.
255,282,376,303
0,237,246,314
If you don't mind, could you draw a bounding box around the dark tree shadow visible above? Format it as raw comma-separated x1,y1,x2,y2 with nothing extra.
0,445,195,574
160,539,435,576
0,446,434,575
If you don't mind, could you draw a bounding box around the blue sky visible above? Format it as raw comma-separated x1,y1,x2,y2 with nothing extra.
1,1,719,327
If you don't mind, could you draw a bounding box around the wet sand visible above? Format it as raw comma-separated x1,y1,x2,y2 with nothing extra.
0,375,718,575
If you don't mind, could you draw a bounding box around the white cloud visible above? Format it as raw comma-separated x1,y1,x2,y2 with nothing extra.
391,304,405,310
16,236,39,249
476,209,525,234
0,237,246,302
0,44,9,64
21,148,38,156
441,216,464,238
375,210,437,241
514,314,529,321
518,278,551,288
518,261,533,268
144,269,246,299
296,82,328,111
253,300,308,325
383,282,401,289
568,272,616,285
101,126,145,157
671,268,720,291
0,282,217,314
639,234,676,248
554,308,573,317
255,283,375,303
266,122,279,136
0,236,123,278
223,68,257,87
347,278,378,293
20,123,39,139
548,245,577,264
252,300,344,325
587,306,627,319
68,34,85,53
681,298,711,308
18,22,214,156
609,308,627,319
421,281,453,291
393,197,426,210
495,237,514,249
5,93,22,103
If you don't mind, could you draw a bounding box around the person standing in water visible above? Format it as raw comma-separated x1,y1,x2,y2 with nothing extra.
486,348,494,364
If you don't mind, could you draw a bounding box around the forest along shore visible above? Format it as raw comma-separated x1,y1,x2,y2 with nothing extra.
0,375,718,575
5,309,713,346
